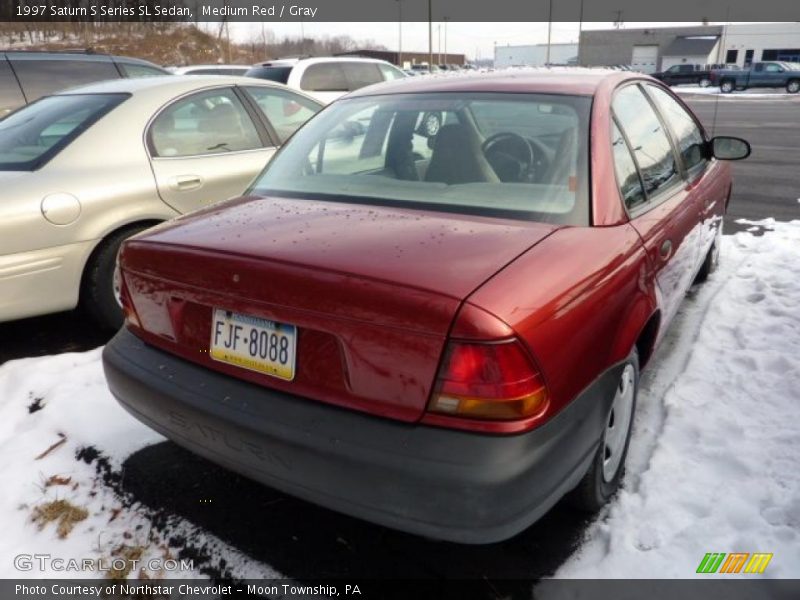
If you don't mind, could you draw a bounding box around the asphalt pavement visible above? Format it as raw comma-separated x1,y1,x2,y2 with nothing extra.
0,94,797,584
683,95,800,229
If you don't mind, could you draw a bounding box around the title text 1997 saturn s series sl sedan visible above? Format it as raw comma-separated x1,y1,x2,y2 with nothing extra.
103,70,750,543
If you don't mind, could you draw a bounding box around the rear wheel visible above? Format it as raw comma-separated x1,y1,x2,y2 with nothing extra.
720,80,735,93
81,226,149,330
568,349,639,512
699,77,711,88
787,79,800,94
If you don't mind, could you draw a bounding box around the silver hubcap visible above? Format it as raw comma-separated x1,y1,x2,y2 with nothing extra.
722,82,732,92
602,364,635,482
789,81,799,93
700,78,710,88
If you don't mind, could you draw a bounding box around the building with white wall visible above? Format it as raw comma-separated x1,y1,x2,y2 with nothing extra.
579,23,800,73
719,23,800,67
494,43,578,68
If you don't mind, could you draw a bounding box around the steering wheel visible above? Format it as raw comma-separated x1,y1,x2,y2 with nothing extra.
481,132,551,183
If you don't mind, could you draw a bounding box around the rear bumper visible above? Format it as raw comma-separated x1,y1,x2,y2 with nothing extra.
103,328,619,544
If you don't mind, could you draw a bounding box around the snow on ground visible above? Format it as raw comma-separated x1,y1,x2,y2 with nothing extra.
0,349,279,580
0,220,798,583
674,85,799,99
551,219,800,581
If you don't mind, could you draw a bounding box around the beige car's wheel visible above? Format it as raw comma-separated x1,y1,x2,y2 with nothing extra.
82,226,149,330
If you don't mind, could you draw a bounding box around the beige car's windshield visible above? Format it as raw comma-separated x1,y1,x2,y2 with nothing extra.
0,93,128,171
252,92,591,225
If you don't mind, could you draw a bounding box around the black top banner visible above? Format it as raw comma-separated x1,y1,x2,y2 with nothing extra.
3,0,800,22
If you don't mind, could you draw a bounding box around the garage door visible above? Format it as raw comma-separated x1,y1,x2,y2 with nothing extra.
631,45,659,73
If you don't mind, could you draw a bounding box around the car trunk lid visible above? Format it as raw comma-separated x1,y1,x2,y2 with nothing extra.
121,196,558,421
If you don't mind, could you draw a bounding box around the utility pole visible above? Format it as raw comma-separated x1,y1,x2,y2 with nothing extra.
396,0,403,68
443,16,449,65
546,0,553,65
428,0,433,72
438,24,442,65
577,0,584,65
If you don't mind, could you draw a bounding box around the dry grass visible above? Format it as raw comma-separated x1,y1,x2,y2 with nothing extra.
106,544,146,581
31,499,88,538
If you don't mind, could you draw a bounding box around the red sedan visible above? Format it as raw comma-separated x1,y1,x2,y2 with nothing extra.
103,70,749,543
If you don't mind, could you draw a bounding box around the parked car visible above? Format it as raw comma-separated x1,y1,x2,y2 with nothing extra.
652,63,718,87
169,64,251,76
0,50,169,118
104,70,749,543
0,76,321,328
711,61,800,93
244,57,406,104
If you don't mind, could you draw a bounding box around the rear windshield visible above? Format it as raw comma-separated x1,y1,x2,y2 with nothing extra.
0,93,128,171
251,92,591,225
245,66,293,84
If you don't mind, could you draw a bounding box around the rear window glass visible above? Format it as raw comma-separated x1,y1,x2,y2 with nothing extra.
0,93,127,171
251,92,591,225
300,63,348,92
10,58,121,103
245,66,292,84
342,62,383,89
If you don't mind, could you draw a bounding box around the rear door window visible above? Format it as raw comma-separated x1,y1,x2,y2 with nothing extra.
149,88,262,157
300,63,348,92
0,59,25,118
612,84,681,204
9,57,121,103
611,122,647,210
0,93,128,170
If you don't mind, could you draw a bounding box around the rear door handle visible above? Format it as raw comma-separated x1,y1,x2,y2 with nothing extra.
170,175,203,191
660,239,673,259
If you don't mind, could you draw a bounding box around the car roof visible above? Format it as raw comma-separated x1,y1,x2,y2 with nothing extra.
55,74,320,103
346,67,639,98
257,56,394,68
1,50,162,68
170,64,251,71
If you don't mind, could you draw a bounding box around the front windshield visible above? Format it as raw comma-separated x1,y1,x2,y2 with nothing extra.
0,93,128,171
251,92,591,225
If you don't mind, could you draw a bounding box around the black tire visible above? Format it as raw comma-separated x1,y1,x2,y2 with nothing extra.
720,79,735,94
787,79,800,94
81,226,149,331
568,349,639,512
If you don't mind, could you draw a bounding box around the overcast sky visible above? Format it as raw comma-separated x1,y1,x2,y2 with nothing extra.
226,21,713,61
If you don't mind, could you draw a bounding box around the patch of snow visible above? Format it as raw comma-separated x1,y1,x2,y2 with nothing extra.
0,349,278,580
550,220,800,581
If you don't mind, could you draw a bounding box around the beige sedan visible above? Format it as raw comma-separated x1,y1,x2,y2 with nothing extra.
0,75,321,328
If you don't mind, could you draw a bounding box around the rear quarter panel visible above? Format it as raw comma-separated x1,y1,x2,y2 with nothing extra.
465,224,653,419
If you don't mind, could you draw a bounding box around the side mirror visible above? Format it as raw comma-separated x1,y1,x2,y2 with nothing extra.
710,136,751,160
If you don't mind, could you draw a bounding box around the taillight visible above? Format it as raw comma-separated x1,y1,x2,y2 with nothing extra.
427,339,548,424
116,264,141,329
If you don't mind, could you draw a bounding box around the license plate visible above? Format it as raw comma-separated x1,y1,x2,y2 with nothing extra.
209,308,296,381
